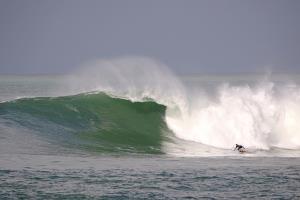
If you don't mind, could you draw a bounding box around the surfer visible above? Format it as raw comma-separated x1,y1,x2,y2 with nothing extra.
234,144,246,153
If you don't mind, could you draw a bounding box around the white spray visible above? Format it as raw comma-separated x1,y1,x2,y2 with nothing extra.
65,57,187,112
167,80,300,151
66,57,300,151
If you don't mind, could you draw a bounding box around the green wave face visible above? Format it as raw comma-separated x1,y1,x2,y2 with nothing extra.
0,93,168,154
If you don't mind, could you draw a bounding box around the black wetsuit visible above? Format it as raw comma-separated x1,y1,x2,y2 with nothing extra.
235,144,244,151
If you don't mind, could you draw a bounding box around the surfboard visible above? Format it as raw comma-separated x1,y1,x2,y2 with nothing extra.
238,148,246,153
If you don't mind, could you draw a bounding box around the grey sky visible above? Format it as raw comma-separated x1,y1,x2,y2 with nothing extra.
0,0,299,74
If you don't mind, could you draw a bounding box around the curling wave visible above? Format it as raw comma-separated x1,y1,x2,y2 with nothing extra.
0,93,169,154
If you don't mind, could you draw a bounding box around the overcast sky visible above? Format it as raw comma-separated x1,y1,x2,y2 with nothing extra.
0,0,299,74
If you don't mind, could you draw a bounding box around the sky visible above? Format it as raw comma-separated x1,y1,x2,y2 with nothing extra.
0,0,299,74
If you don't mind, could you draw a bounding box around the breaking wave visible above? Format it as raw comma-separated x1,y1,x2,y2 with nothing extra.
1,57,300,156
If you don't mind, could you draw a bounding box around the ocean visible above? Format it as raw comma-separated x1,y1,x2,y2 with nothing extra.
1,59,300,199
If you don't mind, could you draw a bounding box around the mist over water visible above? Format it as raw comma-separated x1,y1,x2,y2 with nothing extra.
64,57,187,110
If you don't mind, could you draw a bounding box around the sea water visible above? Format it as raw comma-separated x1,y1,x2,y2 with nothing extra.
1,155,299,199
0,59,300,199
